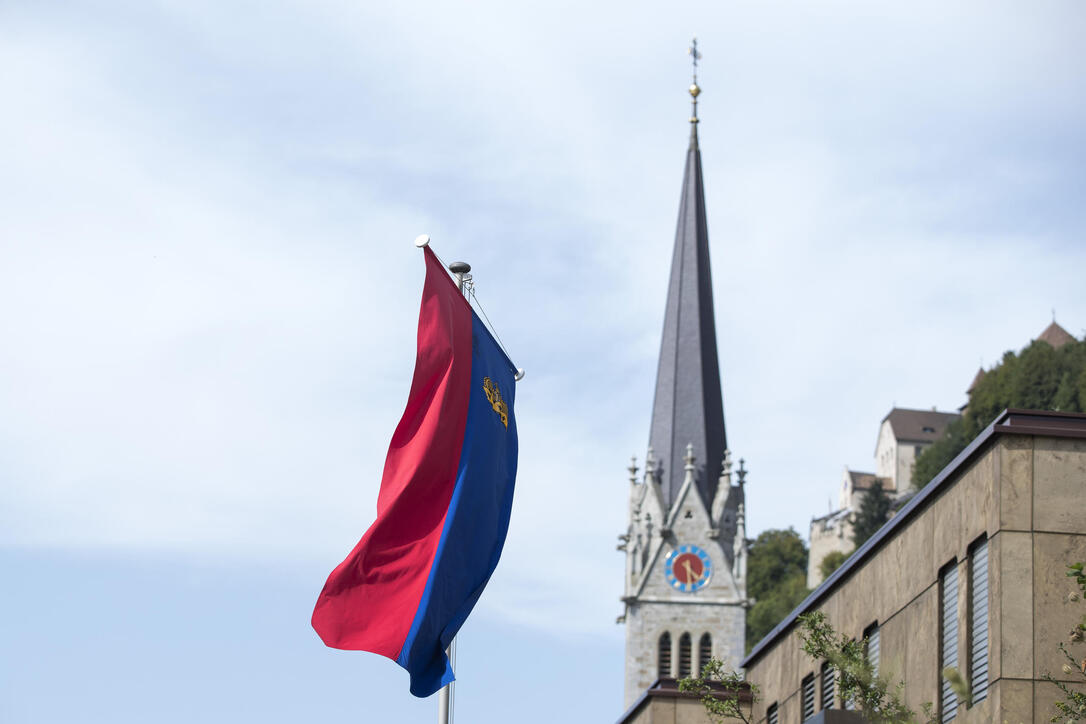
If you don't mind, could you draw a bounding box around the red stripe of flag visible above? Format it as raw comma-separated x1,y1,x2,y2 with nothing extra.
311,247,472,657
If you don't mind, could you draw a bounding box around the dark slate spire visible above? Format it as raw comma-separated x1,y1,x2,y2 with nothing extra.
647,71,727,511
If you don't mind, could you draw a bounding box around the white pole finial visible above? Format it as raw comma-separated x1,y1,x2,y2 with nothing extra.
414,233,431,248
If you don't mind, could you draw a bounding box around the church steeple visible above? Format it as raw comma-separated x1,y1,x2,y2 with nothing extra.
620,48,746,712
646,48,727,511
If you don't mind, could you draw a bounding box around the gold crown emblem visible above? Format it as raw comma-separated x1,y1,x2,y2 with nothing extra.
483,377,508,428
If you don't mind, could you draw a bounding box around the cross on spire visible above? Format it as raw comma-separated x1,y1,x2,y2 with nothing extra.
688,37,701,84
687,38,702,124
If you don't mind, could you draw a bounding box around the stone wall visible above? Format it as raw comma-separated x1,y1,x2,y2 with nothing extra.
625,601,746,704
808,510,853,590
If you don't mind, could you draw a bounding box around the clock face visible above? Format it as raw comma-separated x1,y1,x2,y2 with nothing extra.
665,545,712,592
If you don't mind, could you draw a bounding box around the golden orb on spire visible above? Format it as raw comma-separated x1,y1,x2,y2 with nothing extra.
689,83,701,98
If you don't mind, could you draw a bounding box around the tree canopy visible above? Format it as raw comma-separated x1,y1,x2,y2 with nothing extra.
852,482,892,548
818,550,848,580
746,528,810,651
913,336,1086,489
747,528,807,600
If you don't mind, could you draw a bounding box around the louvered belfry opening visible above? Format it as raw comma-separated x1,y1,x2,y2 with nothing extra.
969,538,990,704
678,633,692,678
657,632,672,678
940,561,960,722
698,633,712,674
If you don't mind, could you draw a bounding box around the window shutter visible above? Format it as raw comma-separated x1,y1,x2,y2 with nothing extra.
821,662,835,709
941,562,960,722
864,623,880,677
698,633,712,674
766,702,778,724
801,673,816,720
970,539,989,704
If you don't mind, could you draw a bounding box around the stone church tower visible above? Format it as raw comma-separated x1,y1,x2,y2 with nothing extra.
619,71,747,709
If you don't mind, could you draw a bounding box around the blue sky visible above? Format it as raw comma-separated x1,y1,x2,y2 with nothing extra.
2,1,1085,722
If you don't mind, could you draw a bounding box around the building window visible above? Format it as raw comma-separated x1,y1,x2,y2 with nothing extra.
940,561,960,722
801,673,816,720
678,632,692,677
863,622,880,677
657,632,671,678
698,633,712,674
969,538,989,704
766,702,778,724
821,661,835,709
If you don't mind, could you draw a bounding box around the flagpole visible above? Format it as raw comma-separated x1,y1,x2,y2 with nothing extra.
437,638,456,724
434,257,471,724
437,672,451,724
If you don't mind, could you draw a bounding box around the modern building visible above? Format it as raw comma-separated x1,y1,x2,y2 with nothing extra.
745,408,1086,723
617,70,747,714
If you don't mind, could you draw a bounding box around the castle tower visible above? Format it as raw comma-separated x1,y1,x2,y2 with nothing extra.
619,48,747,708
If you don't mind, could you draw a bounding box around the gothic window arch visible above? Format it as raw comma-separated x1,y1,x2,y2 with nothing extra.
657,632,672,678
678,632,692,678
698,633,712,674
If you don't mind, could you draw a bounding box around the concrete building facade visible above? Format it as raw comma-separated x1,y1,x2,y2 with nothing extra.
745,409,1086,724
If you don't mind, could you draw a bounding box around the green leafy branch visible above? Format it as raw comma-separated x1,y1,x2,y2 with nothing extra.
797,611,942,724
678,658,756,724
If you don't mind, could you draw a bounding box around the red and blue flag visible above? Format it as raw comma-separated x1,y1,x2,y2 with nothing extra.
312,246,519,697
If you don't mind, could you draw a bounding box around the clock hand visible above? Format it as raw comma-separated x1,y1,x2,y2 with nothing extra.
684,559,698,583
